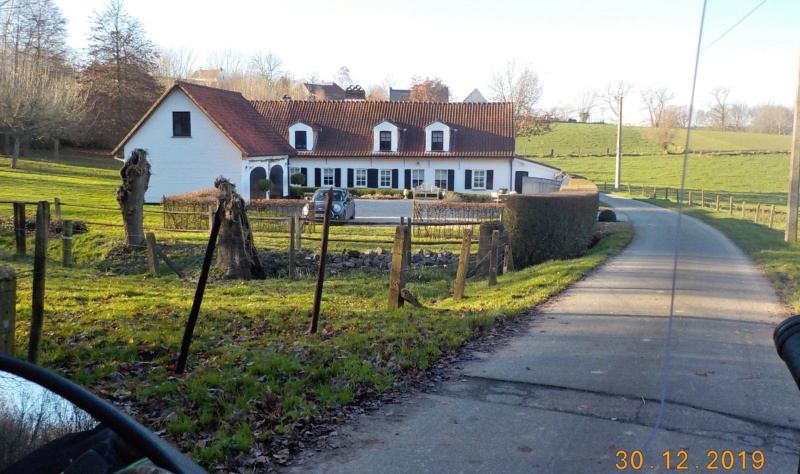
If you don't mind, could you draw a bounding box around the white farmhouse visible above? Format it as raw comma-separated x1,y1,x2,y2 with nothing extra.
114,82,563,202
252,100,562,195
112,81,296,203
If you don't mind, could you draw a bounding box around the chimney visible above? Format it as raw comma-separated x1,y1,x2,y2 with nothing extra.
346,85,366,101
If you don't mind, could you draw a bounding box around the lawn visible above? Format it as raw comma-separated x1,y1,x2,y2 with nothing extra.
516,122,791,157
0,150,631,471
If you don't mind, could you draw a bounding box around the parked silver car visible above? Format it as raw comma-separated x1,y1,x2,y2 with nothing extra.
303,188,356,220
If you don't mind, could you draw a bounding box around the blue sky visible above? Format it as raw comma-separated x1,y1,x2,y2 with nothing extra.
56,0,799,124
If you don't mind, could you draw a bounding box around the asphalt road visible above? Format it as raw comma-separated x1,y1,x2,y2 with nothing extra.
352,198,414,223
285,195,800,473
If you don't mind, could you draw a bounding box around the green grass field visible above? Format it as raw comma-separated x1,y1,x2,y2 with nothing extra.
0,150,631,470
516,122,791,156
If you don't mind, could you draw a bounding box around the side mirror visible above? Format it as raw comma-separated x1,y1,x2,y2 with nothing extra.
0,355,206,473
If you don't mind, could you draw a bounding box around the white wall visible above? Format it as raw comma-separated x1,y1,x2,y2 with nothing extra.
122,90,244,203
289,156,556,194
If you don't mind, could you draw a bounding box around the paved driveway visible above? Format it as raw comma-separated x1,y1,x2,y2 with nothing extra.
352,199,414,223
285,195,799,473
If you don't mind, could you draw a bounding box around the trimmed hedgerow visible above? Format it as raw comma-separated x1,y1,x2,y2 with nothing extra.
504,190,598,269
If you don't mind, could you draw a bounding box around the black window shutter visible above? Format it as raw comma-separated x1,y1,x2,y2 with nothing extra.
314,168,321,187
392,169,399,189
367,169,378,188
447,170,455,191
347,168,354,188
404,169,412,190
464,170,472,190
335,168,342,187
486,170,494,190
301,167,308,181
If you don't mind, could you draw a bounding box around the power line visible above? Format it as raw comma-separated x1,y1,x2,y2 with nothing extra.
701,0,767,54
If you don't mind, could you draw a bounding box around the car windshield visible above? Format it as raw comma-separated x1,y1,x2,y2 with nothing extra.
312,190,343,201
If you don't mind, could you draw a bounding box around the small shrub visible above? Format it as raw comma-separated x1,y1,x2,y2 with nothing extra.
290,173,307,186
598,209,617,222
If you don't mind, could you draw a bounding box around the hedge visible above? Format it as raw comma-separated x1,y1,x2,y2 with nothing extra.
504,190,598,269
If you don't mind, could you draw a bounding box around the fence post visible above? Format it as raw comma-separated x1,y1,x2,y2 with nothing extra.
62,220,73,267
488,230,499,286
0,266,15,356
716,195,720,212
289,213,296,279
741,201,746,219
729,197,734,216
453,229,472,300
309,190,334,334
641,184,645,196
665,187,669,200
54,197,61,220
476,224,493,276
627,184,631,194
388,226,408,309
404,218,412,273
754,204,761,224
145,232,160,274
688,191,693,207
701,190,705,208
28,201,49,365
13,203,25,255
294,211,302,251
208,204,214,231
769,205,775,229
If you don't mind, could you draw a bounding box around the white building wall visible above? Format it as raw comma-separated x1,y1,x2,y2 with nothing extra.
289,156,559,194
122,90,243,203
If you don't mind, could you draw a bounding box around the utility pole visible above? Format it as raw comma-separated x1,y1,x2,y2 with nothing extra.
615,95,623,190
786,57,800,242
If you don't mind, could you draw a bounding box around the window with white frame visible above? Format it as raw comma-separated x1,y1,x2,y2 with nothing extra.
294,131,307,150
355,169,367,187
323,168,335,186
411,169,424,188
431,131,444,151
380,169,392,188
379,131,392,151
289,167,300,176
434,169,448,189
472,170,486,189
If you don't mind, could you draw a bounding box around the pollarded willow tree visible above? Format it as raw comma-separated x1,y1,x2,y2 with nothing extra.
116,148,151,249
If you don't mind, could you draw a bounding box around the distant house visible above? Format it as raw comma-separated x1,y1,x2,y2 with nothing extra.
463,89,487,103
188,68,227,87
112,81,296,203
252,100,561,194
389,88,411,101
303,82,346,100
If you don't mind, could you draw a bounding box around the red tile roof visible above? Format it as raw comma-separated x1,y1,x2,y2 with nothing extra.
112,81,295,158
251,100,514,158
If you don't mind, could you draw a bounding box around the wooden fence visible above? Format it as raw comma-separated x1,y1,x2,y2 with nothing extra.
601,183,789,231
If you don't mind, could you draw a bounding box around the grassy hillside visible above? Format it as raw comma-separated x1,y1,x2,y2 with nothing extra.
516,122,791,156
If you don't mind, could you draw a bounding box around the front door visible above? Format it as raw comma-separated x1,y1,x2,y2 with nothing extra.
514,171,528,194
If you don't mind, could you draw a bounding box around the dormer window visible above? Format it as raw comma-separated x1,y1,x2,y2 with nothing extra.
431,131,444,151
425,121,452,152
289,122,316,151
379,131,391,151
373,120,400,152
295,131,307,150
173,112,191,137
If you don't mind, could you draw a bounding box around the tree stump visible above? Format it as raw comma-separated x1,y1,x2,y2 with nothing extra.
116,148,151,249
214,177,265,279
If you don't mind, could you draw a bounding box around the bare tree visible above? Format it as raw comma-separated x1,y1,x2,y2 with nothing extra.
249,50,283,85
575,87,598,123
489,60,545,136
205,48,245,76
605,81,633,120
705,87,732,131
154,47,196,85
729,103,751,131
116,148,151,249
335,65,353,87
214,177,265,280
640,86,674,127
366,83,388,101
750,103,793,134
